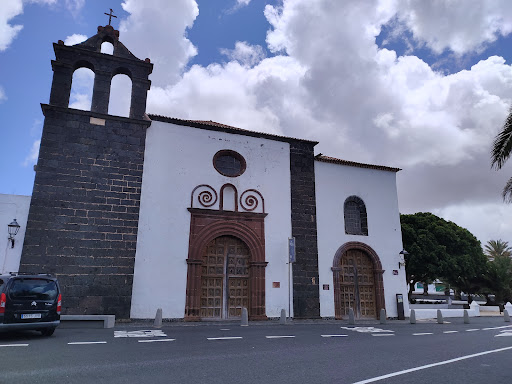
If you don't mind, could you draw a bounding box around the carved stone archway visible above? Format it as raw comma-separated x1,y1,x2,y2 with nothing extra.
332,242,385,320
184,208,267,321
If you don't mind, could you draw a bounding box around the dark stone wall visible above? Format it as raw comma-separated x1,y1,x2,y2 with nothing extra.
289,141,320,318
20,106,150,319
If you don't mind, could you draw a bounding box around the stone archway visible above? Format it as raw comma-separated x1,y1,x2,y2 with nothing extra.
184,209,267,321
332,242,385,319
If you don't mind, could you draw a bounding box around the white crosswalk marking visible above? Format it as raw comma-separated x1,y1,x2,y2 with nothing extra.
340,326,394,333
321,334,348,337
207,337,243,340
114,330,167,338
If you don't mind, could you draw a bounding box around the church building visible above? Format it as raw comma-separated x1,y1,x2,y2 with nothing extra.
3,25,409,321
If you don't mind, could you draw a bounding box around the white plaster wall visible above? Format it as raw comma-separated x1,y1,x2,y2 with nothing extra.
315,161,409,318
0,194,31,274
131,121,292,319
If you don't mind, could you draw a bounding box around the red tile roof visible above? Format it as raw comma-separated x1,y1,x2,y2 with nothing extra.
315,154,401,173
148,114,319,145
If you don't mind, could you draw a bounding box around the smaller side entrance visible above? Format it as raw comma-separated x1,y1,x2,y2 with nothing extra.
200,236,249,319
334,249,377,319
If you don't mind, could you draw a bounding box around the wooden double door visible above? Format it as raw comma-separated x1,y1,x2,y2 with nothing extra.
335,249,377,318
200,236,250,319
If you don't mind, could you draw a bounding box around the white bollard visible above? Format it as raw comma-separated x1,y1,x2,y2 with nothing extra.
437,309,444,324
463,309,470,324
348,308,355,325
410,309,416,324
280,309,287,325
154,308,162,328
504,309,510,323
380,308,386,324
241,307,249,326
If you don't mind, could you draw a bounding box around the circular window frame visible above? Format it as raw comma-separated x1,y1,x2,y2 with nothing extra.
213,150,247,178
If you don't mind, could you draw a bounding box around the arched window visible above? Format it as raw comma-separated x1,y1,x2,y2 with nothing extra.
344,196,368,236
108,73,132,117
69,67,94,111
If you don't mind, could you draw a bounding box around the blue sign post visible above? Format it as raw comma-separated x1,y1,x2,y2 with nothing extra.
288,237,296,263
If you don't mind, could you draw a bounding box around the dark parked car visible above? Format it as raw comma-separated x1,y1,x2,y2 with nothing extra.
0,273,61,336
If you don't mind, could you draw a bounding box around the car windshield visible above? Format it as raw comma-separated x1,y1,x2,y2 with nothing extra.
9,279,58,300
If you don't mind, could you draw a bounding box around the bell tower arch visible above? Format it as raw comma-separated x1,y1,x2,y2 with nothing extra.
20,24,153,319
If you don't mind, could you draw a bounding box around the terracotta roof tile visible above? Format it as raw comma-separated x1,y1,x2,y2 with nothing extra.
148,114,318,145
315,154,401,173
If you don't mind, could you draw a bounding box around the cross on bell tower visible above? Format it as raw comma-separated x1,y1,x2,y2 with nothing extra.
104,8,117,26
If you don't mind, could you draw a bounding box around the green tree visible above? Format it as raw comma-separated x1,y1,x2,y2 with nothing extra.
491,110,512,202
401,213,487,299
484,239,512,261
483,253,512,303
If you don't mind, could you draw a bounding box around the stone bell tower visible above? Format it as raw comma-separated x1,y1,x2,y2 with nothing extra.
20,24,153,319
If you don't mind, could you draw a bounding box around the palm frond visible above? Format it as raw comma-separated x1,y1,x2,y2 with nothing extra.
491,111,512,170
503,177,512,203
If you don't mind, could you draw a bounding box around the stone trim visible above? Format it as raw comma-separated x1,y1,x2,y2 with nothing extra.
331,241,385,320
184,209,267,321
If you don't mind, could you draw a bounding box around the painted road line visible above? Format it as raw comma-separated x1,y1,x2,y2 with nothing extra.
495,330,512,337
482,325,512,331
465,329,480,332
350,346,512,384
443,331,459,334
321,334,348,338
114,330,167,338
0,344,29,347
413,333,433,336
266,335,295,339
207,337,243,341
138,339,176,343
68,341,107,345
220,329,230,331
371,334,395,337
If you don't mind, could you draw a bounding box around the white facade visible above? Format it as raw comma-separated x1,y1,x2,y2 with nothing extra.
0,194,31,274
130,121,293,319
315,160,409,317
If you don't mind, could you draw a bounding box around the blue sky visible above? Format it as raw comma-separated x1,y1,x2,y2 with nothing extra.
1,0,512,244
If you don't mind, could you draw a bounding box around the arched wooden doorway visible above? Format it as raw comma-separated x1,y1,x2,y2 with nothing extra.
200,236,250,319
332,242,385,319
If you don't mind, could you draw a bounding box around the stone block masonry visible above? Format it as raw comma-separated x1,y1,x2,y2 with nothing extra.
20,105,150,319
289,141,321,318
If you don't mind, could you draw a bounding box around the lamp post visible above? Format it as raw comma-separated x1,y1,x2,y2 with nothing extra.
399,248,408,269
8,219,20,248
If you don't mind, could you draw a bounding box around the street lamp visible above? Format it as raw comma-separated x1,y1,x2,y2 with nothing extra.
8,219,20,248
398,249,408,269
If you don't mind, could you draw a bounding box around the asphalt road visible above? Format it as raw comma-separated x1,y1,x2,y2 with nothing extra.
1,317,511,384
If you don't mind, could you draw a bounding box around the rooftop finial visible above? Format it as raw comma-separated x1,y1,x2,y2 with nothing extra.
104,8,117,26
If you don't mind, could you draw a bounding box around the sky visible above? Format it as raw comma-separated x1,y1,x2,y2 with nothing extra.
1,0,512,247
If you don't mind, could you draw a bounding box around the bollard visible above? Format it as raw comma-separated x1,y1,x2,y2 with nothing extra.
348,308,355,325
280,309,287,325
410,309,416,324
380,308,386,324
463,309,470,324
505,309,510,323
241,307,249,326
154,308,162,328
437,309,443,324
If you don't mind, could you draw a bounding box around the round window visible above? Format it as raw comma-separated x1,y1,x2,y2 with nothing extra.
213,150,246,177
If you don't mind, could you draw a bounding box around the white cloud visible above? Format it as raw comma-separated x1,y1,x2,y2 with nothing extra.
395,0,512,55
220,41,265,67
0,0,24,51
237,0,251,5
64,33,87,46
22,139,40,167
0,86,6,103
119,0,199,85
64,0,84,17
0,0,59,51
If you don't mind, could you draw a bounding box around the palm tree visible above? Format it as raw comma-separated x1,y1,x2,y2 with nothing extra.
492,110,512,202
484,239,512,261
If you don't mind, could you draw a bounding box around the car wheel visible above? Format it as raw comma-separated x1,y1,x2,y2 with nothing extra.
40,328,55,336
